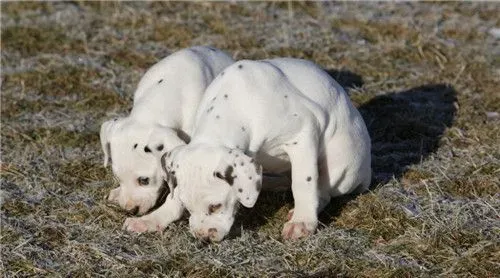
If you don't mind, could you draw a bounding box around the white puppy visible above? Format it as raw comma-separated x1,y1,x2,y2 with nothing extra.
100,46,234,219
126,58,371,241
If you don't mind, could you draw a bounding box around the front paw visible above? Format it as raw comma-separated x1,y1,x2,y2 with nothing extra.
122,217,163,233
281,221,317,240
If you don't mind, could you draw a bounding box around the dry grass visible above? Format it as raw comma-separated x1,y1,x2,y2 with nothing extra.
1,2,499,277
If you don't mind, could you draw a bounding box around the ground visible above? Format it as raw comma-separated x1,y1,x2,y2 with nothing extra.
1,2,499,277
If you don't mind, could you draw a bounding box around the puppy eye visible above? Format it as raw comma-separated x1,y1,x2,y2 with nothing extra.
208,203,222,214
138,177,149,186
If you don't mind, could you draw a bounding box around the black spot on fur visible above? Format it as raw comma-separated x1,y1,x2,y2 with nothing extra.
240,162,244,166
294,113,298,117
158,79,163,84
249,176,252,180
238,188,243,193
233,163,236,167
176,164,179,169
293,142,298,145
144,146,152,153
207,106,214,113
208,203,222,214
250,158,254,163
214,172,224,179
133,143,138,149
224,94,228,99
307,176,312,182
170,174,178,188
241,127,245,131
229,150,233,154
284,95,288,98
238,64,243,69
212,97,216,101
128,206,140,216
224,166,235,185
156,144,164,151
216,115,220,119
161,152,169,173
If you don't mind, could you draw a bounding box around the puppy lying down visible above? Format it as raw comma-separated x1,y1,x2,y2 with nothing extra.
100,46,234,217
124,58,371,241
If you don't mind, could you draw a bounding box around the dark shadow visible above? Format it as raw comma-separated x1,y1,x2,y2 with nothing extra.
319,83,457,224
360,84,457,184
233,82,458,235
324,69,364,92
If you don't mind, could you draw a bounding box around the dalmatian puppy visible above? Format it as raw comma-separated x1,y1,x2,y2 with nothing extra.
100,46,234,219
126,58,371,241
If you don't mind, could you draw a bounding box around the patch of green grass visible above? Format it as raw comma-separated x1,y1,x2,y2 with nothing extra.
402,168,435,185
1,126,99,150
331,18,419,44
440,177,499,198
274,1,320,18
1,1,53,18
1,26,85,57
57,160,109,188
5,66,102,97
386,228,499,276
35,226,67,250
105,49,157,69
2,66,129,114
1,97,66,119
0,227,22,244
335,194,421,241
2,199,37,217
149,24,196,48
5,258,47,276
202,14,229,35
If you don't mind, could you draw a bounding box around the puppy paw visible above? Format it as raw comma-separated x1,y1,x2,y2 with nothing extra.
123,217,163,233
281,221,317,240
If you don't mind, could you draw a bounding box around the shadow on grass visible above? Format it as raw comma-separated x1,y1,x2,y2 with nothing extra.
324,68,364,91
319,83,457,223
235,74,457,232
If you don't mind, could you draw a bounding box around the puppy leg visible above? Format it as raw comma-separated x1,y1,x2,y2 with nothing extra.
281,129,320,240
123,194,184,233
106,187,120,203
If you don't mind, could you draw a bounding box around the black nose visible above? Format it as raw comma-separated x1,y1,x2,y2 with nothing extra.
127,206,140,216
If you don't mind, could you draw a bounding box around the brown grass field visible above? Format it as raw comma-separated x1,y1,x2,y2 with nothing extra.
1,2,499,277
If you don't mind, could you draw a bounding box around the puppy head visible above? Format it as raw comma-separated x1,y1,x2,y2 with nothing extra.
163,144,262,242
100,118,185,215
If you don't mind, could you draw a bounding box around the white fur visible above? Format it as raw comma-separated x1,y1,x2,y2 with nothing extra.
100,46,234,218
129,58,371,241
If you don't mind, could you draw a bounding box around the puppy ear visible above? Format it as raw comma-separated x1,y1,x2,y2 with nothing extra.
100,118,123,167
216,149,263,208
145,126,186,158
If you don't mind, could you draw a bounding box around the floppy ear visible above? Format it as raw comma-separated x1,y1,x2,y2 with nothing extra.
144,126,186,158
215,149,263,208
100,118,122,167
